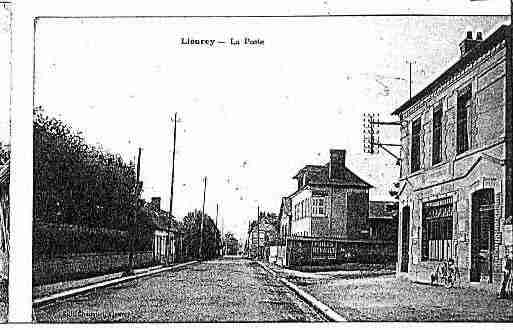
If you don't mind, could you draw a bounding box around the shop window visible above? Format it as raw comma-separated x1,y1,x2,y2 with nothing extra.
411,117,422,173
421,197,454,261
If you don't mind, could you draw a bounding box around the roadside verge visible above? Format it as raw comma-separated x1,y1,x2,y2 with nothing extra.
256,261,346,322
33,260,198,307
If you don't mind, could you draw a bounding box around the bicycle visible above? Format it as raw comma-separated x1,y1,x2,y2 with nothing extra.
431,259,462,288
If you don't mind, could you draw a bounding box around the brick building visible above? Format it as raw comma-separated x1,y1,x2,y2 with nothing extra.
288,149,372,239
392,26,513,285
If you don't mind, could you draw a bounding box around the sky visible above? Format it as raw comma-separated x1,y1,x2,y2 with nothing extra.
0,4,10,145
34,14,509,242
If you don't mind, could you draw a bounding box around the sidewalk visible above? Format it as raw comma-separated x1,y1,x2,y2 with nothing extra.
265,261,395,283
33,264,163,299
290,271,513,321
33,261,198,306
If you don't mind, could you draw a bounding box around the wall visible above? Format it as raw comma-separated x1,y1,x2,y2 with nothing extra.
290,189,312,235
285,237,396,267
33,251,155,286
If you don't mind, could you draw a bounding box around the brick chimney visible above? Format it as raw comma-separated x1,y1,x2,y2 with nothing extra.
459,31,482,57
328,149,346,181
151,197,161,211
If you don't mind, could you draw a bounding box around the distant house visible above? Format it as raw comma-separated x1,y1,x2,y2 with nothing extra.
248,221,278,259
147,197,179,265
278,197,292,241
288,149,372,239
0,162,8,281
368,201,398,241
224,235,239,255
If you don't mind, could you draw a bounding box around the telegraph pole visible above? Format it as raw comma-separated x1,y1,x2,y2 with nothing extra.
256,205,260,260
127,147,142,275
215,203,219,257
169,112,177,216
199,176,207,260
215,203,219,229
409,61,412,99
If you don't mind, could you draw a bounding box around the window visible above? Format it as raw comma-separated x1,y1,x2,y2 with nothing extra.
301,200,304,219
421,197,454,261
312,197,325,216
432,103,443,165
411,117,422,173
457,87,471,154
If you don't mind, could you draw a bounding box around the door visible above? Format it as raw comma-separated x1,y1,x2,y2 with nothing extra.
400,206,410,273
470,189,494,282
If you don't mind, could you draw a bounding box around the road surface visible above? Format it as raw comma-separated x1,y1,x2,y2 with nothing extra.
34,257,325,322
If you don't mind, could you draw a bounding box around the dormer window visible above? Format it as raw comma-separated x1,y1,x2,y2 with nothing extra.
303,173,308,187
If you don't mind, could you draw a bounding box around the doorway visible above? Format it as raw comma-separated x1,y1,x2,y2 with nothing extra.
470,189,494,283
400,206,410,273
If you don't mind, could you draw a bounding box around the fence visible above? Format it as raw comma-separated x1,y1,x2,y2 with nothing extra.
33,251,155,285
284,236,397,267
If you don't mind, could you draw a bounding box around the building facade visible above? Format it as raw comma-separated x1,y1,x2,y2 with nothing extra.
368,201,398,241
148,197,179,265
392,27,513,285
278,196,292,241
288,149,372,239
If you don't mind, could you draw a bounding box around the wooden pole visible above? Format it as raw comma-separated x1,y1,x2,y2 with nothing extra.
257,205,260,260
169,112,177,216
215,203,219,256
409,61,412,99
128,147,142,275
199,176,207,260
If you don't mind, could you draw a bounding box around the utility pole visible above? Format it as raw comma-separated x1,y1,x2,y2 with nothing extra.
257,205,260,260
247,218,251,257
127,147,142,275
221,215,224,256
215,203,219,257
406,59,416,100
199,176,207,260
409,61,412,99
215,203,219,228
169,112,177,217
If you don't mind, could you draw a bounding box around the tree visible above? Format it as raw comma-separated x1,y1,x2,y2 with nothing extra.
182,209,221,260
33,107,137,231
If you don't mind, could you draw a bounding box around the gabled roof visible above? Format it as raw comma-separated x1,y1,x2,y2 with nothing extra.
293,164,372,189
369,201,398,220
278,196,292,220
392,25,509,116
143,202,179,232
